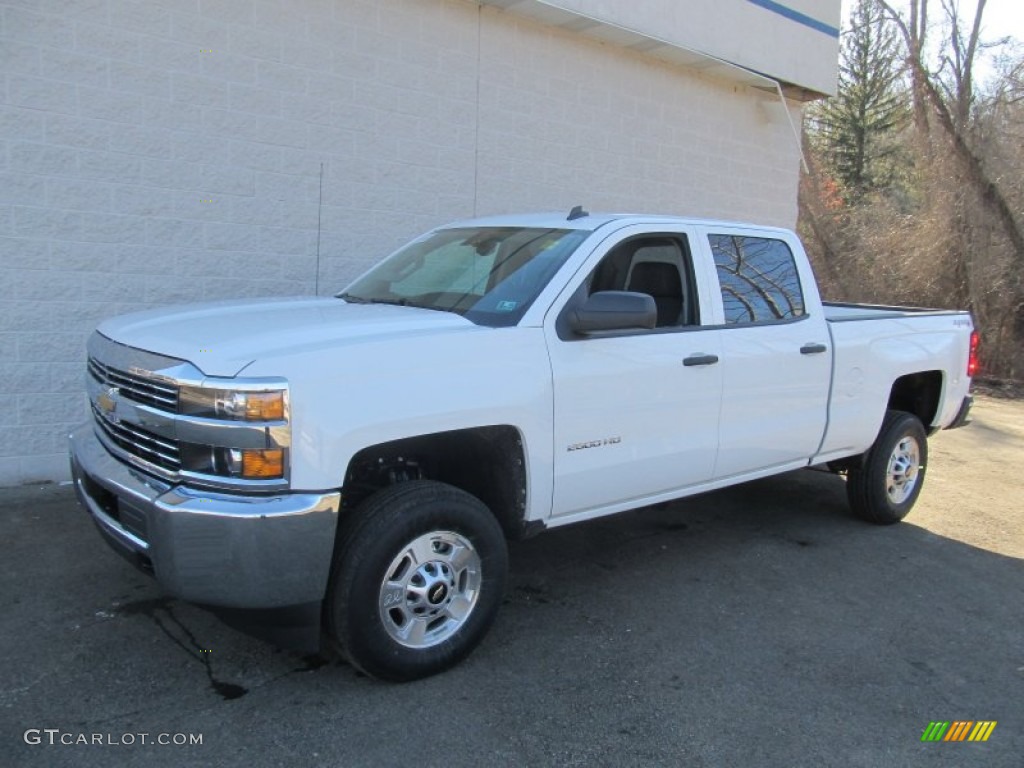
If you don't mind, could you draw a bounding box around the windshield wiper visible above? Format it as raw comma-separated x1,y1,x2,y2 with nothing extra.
368,298,414,307
337,294,422,309
337,293,462,315
337,293,411,306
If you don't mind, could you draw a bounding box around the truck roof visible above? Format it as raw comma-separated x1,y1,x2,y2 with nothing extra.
439,210,793,235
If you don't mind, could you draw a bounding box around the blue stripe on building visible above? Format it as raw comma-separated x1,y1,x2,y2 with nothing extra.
747,0,840,38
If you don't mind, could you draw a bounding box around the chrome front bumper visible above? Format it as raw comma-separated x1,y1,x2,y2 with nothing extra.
70,426,341,609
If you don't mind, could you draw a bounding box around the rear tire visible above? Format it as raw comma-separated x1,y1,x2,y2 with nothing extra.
325,480,508,681
846,410,928,525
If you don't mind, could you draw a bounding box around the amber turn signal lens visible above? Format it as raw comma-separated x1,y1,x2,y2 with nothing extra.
244,392,285,421
242,449,284,478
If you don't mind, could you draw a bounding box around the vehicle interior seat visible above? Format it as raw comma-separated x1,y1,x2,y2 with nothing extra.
626,262,683,327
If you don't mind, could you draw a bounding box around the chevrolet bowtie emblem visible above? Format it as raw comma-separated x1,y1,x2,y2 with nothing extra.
97,387,119,415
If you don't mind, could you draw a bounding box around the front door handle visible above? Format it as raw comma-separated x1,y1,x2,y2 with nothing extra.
800,343,828,355
683,354,719,367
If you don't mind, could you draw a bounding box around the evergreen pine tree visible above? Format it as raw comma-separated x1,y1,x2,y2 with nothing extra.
808,0,908,199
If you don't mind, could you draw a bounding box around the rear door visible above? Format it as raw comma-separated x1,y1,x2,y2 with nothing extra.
695,227,832,480
544,224,724,520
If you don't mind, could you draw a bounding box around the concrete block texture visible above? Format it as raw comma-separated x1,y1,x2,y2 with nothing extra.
0,0,804,485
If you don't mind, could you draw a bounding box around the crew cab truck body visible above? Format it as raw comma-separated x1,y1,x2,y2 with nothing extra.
70,212,976,680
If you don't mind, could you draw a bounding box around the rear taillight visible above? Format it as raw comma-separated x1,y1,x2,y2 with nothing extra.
967,330,980,377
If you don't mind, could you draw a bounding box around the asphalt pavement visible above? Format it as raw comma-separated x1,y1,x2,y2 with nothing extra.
1,466,1021,767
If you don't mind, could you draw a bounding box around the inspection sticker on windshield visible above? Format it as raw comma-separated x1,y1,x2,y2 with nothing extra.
496,300,519,312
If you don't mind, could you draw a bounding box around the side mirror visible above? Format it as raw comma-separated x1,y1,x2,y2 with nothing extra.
568,291,657,334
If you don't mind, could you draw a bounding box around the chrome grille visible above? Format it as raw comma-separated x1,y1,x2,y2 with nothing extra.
88,357,178,413
91,403,181,472
85,332,290,491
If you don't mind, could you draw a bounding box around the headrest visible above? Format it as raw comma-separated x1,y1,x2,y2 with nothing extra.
627,262,682,297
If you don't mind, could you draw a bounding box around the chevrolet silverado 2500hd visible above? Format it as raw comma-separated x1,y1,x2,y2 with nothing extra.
70,210,977,681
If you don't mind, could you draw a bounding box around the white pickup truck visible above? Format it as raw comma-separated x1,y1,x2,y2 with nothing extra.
70,210,976,681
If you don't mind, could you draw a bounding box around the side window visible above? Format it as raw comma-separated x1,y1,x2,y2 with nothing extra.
709,235,806,324
586,236,697,328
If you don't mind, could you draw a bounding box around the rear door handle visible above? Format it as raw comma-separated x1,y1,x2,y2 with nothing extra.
800,343,828,355
683,354,719,367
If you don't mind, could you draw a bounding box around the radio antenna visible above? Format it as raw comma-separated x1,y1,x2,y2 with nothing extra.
315,162,324,296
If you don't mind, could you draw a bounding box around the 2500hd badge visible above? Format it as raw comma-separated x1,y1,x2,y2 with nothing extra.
567,436,622,451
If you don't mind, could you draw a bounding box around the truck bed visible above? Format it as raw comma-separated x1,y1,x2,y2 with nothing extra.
823,301,970,323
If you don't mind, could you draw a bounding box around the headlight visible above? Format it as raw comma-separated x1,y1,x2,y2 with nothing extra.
176,382,289,485
179,385,286,421
180,446,286,480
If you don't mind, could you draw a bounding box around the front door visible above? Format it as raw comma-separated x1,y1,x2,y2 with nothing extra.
545,226,723,520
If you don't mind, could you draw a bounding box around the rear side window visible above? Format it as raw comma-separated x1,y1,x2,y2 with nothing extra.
709,234,805,324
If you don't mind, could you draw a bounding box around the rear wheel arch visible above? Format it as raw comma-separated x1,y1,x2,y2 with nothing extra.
828,371,945,473
887,371,944,432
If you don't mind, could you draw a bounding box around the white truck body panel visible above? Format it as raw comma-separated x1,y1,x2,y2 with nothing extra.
245,324,556,522
543,223,724,518
692,224,833,479
815,311,973,462
97,298,473,378
93,214,976,518
70,211,976,612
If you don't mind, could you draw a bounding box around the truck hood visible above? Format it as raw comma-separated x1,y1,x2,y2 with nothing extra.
97,297,477,377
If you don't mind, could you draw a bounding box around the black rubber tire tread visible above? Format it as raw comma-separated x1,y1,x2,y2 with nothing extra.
846,409,928,525
324,479,508,682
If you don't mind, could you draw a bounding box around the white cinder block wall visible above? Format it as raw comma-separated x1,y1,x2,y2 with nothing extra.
0,0,804,486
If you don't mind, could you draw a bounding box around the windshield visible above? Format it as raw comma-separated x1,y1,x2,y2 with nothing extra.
337,226,591,327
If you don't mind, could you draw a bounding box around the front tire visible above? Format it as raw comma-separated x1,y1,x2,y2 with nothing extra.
325,480,508,681
846,410,928,525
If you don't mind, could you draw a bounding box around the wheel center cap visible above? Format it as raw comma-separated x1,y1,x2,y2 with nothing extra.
428,583,448,604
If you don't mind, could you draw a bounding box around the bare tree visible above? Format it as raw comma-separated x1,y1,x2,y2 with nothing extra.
800,2,1024,377
906,0,931,137
876,0,1024,372
937,0,990,127
879,1,1022,255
